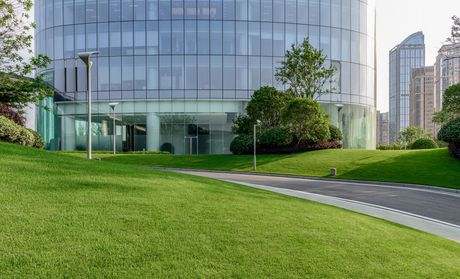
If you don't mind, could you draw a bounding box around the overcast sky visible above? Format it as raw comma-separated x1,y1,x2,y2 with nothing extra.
376,0,460,112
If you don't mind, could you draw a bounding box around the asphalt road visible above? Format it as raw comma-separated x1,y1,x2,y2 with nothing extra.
171,170,460,227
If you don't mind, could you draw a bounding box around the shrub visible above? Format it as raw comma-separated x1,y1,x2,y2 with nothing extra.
0,116,21,143
328,125,343,142
230,134,254,155
438,118,460,144
377,144,404,150
160,142,175,154
0,102,25,126
282,98,330,144
259,127,293,148
27,128,45,149
0,116,43,148
409,138,438,150
245,86,288,128
17,128,35,146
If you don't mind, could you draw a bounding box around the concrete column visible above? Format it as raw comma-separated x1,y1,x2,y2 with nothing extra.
62,116,76,150
147,113,160,151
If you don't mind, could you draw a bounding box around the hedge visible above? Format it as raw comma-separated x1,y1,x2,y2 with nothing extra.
0,116,44,148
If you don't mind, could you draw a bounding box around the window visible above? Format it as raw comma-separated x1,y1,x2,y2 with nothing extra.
110,57,122,90
235,0,247,20
172,56,184,89
86,24,97,51
135,56,147,90
236,21,247,55
98,57,109,91
309,0,320,25
134,0,146,20
54,27,63,60
185,55,197,89
261,23,272,56
98,0,109,22
236,56,247,89
159,0,171,19
197,20,209,54
63,0,74,25
74,0,85,24
249,56,260,90
122,22,134,55
273,23,284,56
261,57,272,86
248,22,260,55
86,0,97,22
223,21,235,55
198,56,210,89
210,56,222,89
110,0,121,21
297,0,308,24
122,0,134,21
160,56,172,89
147,56,159,89
64,25,74,58
320,0,331,26
211,0,223,19
285,0,296,23
210,21,222,55
159,21,172,54
98,23,109,56
146,0,158,19
223,0,234,20
260,0,272,21
273,0,284,22
172,21,184,54
54,0,63,26
75,25,86,54
110,22,121,56
185,20,197,54
146,21,159,54
248,0,259,21
134,21,146,55
223,56,235,89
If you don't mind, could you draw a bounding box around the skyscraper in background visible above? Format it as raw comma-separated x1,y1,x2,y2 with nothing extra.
409,66,435,137
389,32,425,143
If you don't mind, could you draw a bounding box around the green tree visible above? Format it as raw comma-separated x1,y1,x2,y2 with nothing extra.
246,86,288,128
275,38,336,99
433,83,460,125
282,98,330,144
0,0,52,111
447,15,460,43
397,126,429,148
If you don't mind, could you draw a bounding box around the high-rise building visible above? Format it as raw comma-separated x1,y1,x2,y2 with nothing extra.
389,32,425,143
434,43,460,119
376,111,389,145
409,66,435,137
35,0,377,154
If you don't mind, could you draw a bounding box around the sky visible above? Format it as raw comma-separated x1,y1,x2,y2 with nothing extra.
375,0,460,112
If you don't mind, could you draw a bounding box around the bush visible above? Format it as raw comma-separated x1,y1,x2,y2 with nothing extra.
28,128,45,149
230,134,254,155
282,98,330,144
160,142,175,154
438,118,460,144
0,102,25,126
0,116,21,143
409,138,438,150
0,116,43,148
328,125,343,142
259,127,293,148
377,144,404,150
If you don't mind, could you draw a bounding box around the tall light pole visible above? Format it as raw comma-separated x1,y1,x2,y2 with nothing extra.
109,102,119,155
253,120,261,171
78,51,100,160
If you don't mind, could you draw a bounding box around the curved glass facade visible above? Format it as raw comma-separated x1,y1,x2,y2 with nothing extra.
36,0,376,153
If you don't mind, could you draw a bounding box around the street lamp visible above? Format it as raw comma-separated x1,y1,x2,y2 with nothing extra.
109,102,119,155
78,51,100,160
253,120,261,171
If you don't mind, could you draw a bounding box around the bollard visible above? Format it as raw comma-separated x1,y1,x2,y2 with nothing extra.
330,168,337,176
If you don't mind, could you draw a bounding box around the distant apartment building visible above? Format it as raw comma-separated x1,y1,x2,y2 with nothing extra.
389,32,425,143
434,43,460,117
409,66,436,137
376,111,389,145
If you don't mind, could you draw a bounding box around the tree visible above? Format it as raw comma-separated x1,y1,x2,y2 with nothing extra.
281,98,330,144
0,0,52,111
245,86,288,128
433,83,460,125
447,15,460,44
275,38,336,99
397,126,429,148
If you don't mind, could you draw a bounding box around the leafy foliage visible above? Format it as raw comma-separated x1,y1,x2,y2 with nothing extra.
433,83,460,124
397,126,429,148
328,125,343,142
282,98,330,144
246,86,288,128
409,138,438,150
447,15,460,44
377,144,404,151
0,101,24,125
259,127,293,148
275,38,336,99
232,115,253,135
230,134,254,155
437,118,460,143
0,0,52,110
0,115,43,148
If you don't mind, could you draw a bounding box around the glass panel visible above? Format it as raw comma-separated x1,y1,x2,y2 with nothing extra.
198,56,209,89
223,21,235,55
248,22,260,55
134,56,147,90
64,25,74,58
172,55,184,89
134,0,146,20
75,25,86,54
98,23,109,56
54,26,63,60
160,56,172,89
54,0,63,26
98,0,109,22
197,20,209,54
159,0,171,19
273,23,284,56
236,21,247,55
74,0,85,24
211,0,222,20
210,56,223,89
122,22,134,55
222,0,234,20
261,57,272,86
260,0,272,21
146,21,159,54
65,59,75,93
320,27,330,58
184,0,197,19
134,21,146,55
248,0,259,21
235,0,247,20
273,0,284,22
54,60,65,92
185,55,197,89
98,57,110,91
110,22,121,56
172,0,184,19
185,20,197,54
210,21,222,55
63,0,74,25
236,56,247,90
320,0,331,26
172,20,184,54
86,0,97,22
110,0,121,21
110,57,122,90
122,0,134,20
285,24,296,51
331,0,341,28
147,56,159,89
309,0,319,25
297,0,308,24
331,28,341,61
249,56,260,90
86,24,97,51
159,21,172,54
146,0,158,19
223,56,235,89
197,0,209,19
261,23,272,56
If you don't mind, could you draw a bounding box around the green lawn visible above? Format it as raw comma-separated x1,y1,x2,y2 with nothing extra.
2,142,460,277
95,148,460,189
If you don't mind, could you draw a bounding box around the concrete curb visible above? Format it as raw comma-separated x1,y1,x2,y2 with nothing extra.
150,167,460,195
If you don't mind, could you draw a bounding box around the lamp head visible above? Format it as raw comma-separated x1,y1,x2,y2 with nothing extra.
109,102,119,110
78,51,100,65
256,120,262,125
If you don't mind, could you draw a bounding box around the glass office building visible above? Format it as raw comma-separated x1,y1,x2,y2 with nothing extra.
36,0,376,154
389,31,425,143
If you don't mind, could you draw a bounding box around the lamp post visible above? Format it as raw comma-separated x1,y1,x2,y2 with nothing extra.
253,120,261,171
109,102,119,155
78,51,100,160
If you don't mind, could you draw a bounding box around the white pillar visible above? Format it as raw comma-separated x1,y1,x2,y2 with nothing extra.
62,116,76,150
147,113,160,151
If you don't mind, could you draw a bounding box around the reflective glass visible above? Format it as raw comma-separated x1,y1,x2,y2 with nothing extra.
236,22,247,55
223,21,235,55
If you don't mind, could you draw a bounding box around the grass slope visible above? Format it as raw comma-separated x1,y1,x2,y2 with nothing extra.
99,149,460,189
1,142,460,278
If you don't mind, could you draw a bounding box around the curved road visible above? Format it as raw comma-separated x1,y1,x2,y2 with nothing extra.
167,169,460,242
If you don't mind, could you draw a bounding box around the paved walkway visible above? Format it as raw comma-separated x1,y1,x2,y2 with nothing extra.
165,169,460,242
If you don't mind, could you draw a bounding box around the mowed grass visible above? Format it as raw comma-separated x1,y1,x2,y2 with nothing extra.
97,148,460,189
2,142,460,278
